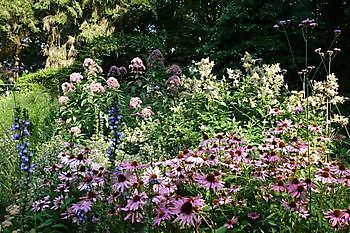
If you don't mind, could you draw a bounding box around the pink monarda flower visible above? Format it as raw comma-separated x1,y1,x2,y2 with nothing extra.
195,172,224,191
70,72,83,83
129,57,146,72
89,81,105,93
61,82,74,94
140,107,154,120
58,96,69,106
70,126,81,137
106,77,120,89
324,209,346,228
173,196,204,227
122,189,148,211
129,97,142,109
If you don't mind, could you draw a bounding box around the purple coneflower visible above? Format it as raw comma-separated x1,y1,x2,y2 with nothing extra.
122,189,148,212
195,172,224,191
248,211,260,220
324,209,346,228
225,216,238,229
173,196,204,227
112,171,134,192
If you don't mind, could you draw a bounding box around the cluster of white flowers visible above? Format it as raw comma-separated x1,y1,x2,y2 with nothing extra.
195,58,215,78
312,73,343,105
331,114,349,126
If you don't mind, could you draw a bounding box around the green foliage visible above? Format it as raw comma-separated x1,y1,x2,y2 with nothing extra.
78,34,166,69
0,84,58,145
16,67,77,95
0,134,19,208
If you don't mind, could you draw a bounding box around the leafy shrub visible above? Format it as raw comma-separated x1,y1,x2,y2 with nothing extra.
0,84,58,145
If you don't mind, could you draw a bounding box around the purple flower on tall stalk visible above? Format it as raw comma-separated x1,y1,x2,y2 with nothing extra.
106,104,122,161
11,108,34,174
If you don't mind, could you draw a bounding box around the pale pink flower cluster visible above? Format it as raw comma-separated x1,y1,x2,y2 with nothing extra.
140,107,154,120
70,126,81,137
61,82,74,95
70,72,83,83
83,58,103,75
129,57,146,72
58,96,69,106
129,97,142,109
89,81,105,93
106,77,120,89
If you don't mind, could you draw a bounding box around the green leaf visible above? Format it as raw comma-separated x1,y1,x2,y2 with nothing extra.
215,225,227,233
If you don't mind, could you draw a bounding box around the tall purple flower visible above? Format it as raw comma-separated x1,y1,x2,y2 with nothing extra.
11,107,34,174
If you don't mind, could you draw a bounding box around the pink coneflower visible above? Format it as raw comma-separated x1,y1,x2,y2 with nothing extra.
69,72,83,83
122,189,148,211
106,77,120,89
173,196,204,227
78,175,93,191
331,163,349,176
112,171,134,192
248,211,260,220
324,209,345,228
308,124,321,133
58,171,76,182
316,167,335,184
153,206,173,226
51,195,64,210
120,161,146,170
56,183,70,193
32,196,50,212
124,210,144,223
69,152,90,169
269,108,283,116
142,167,163,186
195,172,224,191
185,153,204,166
225,216,238,229
271,180,286,192
289,183,307,198
69,200,92,216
